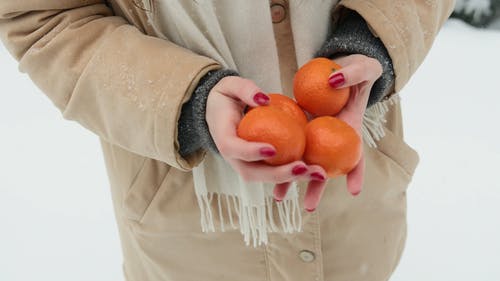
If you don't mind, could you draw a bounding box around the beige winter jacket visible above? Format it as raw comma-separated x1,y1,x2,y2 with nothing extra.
0,1,454,280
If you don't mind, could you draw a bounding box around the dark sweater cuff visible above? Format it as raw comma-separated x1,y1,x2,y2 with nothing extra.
316,11,395,107
177,69,239,158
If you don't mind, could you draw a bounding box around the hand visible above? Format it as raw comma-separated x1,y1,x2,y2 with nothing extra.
206,76,328,192
333,54,382,194
273,54,383,211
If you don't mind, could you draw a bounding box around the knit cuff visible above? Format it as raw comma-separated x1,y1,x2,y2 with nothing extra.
316,11,395,107
177,69,239,158
451,3,496,27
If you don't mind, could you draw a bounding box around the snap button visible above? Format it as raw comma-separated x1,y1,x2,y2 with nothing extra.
298,250,315,263
270,3,286,23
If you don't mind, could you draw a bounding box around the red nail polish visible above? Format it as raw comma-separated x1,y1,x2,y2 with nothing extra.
260,147,276,157
328,73,345,88
310,172,325,181
292,165,307,175
305,208,316,213
253,92,270,106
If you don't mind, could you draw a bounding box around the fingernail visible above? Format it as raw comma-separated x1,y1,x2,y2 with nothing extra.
292,165,307,175
305,208,316,213
352,190,361,196
253,92,270,106
310,172,325,182
328,73,345,88
259,147,276,157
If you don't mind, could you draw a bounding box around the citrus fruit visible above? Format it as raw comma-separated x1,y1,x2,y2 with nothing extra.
267,93,308,127
247,93,308,127
237,106,306,166
303,116,361,177
293,57,350,116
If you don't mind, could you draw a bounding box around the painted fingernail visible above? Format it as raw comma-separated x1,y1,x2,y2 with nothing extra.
259,147,276,157
253,92,270,106
352,190,361,196
305,208,316,213
292,165,308,175
310,172,325,182
328,73,345,88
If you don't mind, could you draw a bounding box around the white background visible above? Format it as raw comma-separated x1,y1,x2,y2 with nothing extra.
1,19,500,280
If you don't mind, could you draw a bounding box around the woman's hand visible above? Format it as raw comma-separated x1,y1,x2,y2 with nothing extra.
273,54,383,211
206,76,327,190
333,54,383,194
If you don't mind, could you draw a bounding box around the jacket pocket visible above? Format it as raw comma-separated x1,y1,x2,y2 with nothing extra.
373,127,420,181
320,127,420,280
122,157,171,222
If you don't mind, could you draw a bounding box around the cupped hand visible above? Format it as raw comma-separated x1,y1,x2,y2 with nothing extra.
273,54,383,212
206,76,328,192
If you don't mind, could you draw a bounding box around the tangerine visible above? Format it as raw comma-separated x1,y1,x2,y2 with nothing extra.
294,57,350,116
237,106,306,166
267,93,308,127
303,116,361,177
247,93,308,127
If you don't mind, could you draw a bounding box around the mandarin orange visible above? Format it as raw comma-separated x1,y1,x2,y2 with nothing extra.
237,106,306,166
303,116,361,177
294,58,350,116
265,93,308,127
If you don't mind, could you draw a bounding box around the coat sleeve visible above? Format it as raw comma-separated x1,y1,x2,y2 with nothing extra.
0,1,221,170
335,0,455,92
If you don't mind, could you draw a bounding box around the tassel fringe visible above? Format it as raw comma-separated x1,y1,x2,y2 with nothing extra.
197,193,302,247
362,94,399,148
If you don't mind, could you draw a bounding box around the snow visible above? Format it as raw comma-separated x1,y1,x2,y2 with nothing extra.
0,47,123,279
1,18,499,280
391,19,500,281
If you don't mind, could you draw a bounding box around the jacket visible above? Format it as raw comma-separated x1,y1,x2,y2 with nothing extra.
0,1,454,280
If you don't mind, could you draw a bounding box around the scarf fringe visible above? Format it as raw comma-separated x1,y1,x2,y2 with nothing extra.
361,94,399,148
197,193,302,247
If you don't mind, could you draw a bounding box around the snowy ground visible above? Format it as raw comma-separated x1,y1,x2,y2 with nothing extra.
1,19,499,281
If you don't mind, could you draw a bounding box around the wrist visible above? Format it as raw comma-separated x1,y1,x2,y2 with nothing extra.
177,69,239,157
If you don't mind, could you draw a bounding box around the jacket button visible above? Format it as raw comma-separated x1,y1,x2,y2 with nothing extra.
298,250,315,263
270,2,286,23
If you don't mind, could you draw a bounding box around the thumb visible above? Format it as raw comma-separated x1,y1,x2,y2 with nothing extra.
213,76,270,107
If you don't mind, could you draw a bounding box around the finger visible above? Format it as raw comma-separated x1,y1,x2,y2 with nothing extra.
303,179,327,212
273,161,311,201
213,76,270,107
302,164,328,212
304,164,327,182
336,84,372,131
234,160,308,183
346,154,365,196
273,182,292,202
328,55,382,89
220,137,277,162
